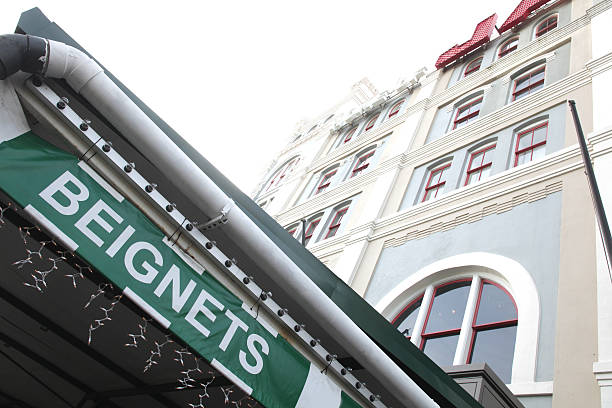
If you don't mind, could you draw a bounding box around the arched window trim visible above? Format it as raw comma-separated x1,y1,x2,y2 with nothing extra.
498,36,519,59
386,99,406,119
263,156,301,193
375,252,539,385
534,13,558,39
464,56,483,77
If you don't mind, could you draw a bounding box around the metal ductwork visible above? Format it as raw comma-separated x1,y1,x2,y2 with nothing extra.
0,34,47,80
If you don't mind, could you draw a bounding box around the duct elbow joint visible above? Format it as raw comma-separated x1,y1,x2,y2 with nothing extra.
0,34,47,80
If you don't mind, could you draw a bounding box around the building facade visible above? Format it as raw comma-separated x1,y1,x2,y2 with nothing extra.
253,0,612,407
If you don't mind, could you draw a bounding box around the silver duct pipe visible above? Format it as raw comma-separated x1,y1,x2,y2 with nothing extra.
5,35,437,408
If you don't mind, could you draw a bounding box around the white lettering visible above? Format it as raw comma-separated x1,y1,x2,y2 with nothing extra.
153,264,197,313
185,289,224,337
124,241,163,284
106,225,135,257
219,310,248,352
239,333,269,375
75,199,123,247
39,171,89,216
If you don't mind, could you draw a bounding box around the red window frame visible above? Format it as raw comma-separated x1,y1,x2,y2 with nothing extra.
511,66,545,101
343,127,357,144
464,57,483,77
514,122,548,167
452,97,482,130
535,15,558,38
388,100,405,118
464,144,496,186
325,206,349,239
422,163,451,202
419,279,472,350
392,294,424,340
498,37,518,58
315,170,337,195
466,280,518,364
351,150,375,178
303,217,321,246
364,114,380,131
266,158,299,191
286,227,297,237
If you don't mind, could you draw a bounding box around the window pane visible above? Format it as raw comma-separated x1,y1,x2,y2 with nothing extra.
470,326,517,383
533,125,547,143
531,144,546,161
475,283,517,325
517,133,532,150
514,76,530,93
532,69,545,84
466,172,479,185
479,166,491,180
423,334,459,368
395,298,422,339
424,281,471,333
516,151,530,166
470,152,484,169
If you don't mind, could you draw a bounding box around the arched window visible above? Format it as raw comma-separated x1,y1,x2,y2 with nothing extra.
452,95,482,130
511,65,545,101
340,126,357,145
535,14,558,38
464,57,483,77
464,143,496,186
314,167,338,195
514,121,548,167
303,215,322,246
350,149,376,178
422,161,452,202
387,99,405,119
265,157,300,192
364,113,380,132
498,37,519,59
392,277,518,383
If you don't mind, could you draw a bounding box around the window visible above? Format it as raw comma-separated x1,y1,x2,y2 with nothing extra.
422,163,451,202
266,157,300,191
512,66,545,101
303,217,321,246
465,144,495,186
364,114,380,131
452,97,482,130
315,169,337,195
535,14,558,38
351,150,375,178
387,100,405,118
498,37,518,58
514,122,547,166
393,278,517,383
464,57,483,77
325,206,349,239
286,226,298,237
341,127,357,145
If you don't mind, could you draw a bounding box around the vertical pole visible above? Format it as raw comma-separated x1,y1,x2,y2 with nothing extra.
568,100,612,276
301,219,306,246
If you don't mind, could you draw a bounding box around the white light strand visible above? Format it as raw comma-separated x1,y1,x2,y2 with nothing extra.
221,386,234,405
87,294,122,345
0,202,11,226
84,283,113,309
125,317,150,348
143,334,173,372
177,355,203,389
23,255,65,292
66,263,91,288
174,347,192,366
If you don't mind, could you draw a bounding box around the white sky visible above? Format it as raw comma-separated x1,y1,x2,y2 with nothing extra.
1,0,519,194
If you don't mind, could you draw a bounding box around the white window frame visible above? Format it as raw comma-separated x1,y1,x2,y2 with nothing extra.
375,252,540,385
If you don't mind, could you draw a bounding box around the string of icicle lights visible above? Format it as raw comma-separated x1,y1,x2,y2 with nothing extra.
1,201,260,407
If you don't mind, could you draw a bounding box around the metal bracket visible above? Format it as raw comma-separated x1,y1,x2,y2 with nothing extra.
197,200,234,231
